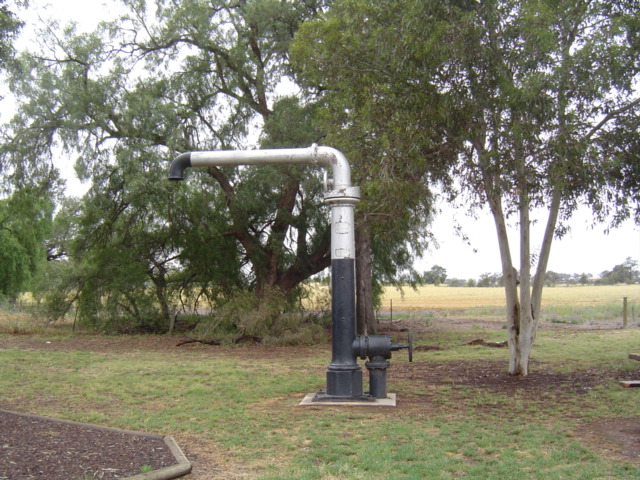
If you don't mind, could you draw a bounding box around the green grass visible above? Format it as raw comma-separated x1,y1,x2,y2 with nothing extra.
542,301,629,324
534,329,640,368
2,287,640,478
2,327,640,479
261,419,634,480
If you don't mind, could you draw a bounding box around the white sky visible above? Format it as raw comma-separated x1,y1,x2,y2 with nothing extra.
10,0,640,280
420,203,640,279
17,0,114,32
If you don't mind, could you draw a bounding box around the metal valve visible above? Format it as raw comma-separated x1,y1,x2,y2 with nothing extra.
322,169,334,192
352,332,413,362
352,332,413,399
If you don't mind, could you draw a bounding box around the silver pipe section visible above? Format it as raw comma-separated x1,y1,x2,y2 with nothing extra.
170,144,351,188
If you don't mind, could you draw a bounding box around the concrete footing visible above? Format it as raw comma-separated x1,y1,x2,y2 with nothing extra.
299,392,396,407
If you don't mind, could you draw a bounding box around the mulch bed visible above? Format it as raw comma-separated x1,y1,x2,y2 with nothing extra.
0,409,178,480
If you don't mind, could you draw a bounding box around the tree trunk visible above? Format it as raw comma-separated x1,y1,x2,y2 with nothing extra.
486,190,521,375
356,220,376,335
486,183,562,376
513,185,534,376
531,189,562,320
151,274,172,328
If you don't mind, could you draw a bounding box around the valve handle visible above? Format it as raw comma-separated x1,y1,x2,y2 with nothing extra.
390,331,413,362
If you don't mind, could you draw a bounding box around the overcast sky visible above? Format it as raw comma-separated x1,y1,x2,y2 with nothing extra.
12,1,640,280
420,203,639,279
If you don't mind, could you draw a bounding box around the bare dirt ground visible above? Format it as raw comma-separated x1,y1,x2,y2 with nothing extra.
1,316,639,479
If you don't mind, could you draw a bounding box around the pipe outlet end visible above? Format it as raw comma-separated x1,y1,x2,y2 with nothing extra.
168,153,192,181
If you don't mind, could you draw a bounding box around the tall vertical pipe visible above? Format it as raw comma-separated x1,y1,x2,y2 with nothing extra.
169,145,363,398
324,189,362,397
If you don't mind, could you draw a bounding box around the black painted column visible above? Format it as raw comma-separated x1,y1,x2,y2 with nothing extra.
326,258,362,397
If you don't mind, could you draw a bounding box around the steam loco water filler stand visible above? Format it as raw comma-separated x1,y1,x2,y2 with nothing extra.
169,145,412,406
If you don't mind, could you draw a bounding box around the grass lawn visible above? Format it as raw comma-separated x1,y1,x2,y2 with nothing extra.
2,325,640,479
1,284,640,479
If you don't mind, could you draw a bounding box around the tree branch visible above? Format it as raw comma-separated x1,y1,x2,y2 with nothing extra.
584,96,640,141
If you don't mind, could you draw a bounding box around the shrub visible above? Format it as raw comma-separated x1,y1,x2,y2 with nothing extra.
192,288,330,346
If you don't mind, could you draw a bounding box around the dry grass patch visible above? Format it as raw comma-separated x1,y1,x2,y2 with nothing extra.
379,284,640,312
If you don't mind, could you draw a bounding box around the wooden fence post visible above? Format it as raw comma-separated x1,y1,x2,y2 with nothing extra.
623,297,628,328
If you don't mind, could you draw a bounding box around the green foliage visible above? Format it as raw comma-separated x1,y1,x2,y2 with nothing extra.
544,271,593,286
260,96,324,149
0,228,30,298
193,288,329,345
34,153,247,332
0,0,22,72
477,273,504,288
0,186,54,298
423,265,447,285
293,0,640,373
598,257,640,285
291,0,458,297
3,0,337,327
30,258,80,322
8,0,637,346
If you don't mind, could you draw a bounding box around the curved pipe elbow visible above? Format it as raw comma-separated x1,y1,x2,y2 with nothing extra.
168,152,192,181
312,145,351,188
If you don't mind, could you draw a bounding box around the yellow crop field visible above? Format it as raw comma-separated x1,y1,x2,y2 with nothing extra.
303,283,640,314
379,284,640,311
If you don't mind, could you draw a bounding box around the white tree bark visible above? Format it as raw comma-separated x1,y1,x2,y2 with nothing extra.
485,184,562,376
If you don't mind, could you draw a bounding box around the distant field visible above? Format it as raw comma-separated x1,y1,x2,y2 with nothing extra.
380,284,640,311
376,284,640,324
304,283,640,315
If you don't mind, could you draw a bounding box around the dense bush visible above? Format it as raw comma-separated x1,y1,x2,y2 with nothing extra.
192,288,330,346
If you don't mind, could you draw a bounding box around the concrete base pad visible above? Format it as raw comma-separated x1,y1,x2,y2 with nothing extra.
299,392,396,407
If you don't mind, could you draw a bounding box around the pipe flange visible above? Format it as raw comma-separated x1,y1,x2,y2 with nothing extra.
324,186,361,204
365,359,391,370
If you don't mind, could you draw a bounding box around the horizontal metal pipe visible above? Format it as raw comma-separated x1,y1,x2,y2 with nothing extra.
169,144,352,188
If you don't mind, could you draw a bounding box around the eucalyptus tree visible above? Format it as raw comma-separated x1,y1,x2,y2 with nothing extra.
293,0,640,374
3,0,335,325
439,0,640,375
